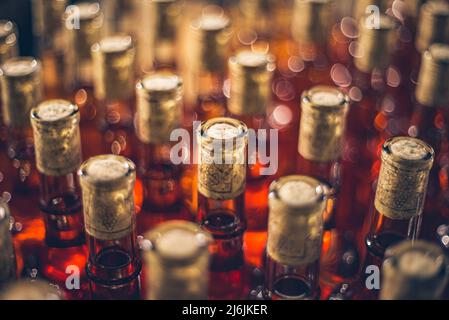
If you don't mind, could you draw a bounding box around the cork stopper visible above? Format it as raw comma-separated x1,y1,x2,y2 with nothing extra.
267,175,326,266
0,57,43,129
32,0,67,40
31,100,82,176
198,118,248,200
298,86,350,162
381,240,449,300
415,0,449,53
228,50,275,116
150,0,180,41
416,44,449,107
1,280,62,300
191,10,232,73
143,221,210,300
291,0,334,44
0,20,18,65
92,35,135,101
65,2,104,62
135,73,183,144
0,201,16,287
375,137,434,220
355,14,397,73
79,155,136,241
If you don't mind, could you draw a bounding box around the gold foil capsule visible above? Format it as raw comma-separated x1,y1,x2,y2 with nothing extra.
298,86,350,162
78,155,136,241
92,35,136,101
65,2,104,63
291,0,334,44
375,137,434,220
0,200,16,287
142,221,210,300
198,117,248,201
30,100,82,176
228,50,275,116
0,20,18,65
1,280,62,300
415,44,449,107
381,240,449,300
267,175,326,266
135,73,183,144
415,0,449,53
191,10,232,73
0,57,43,129
355,14,397,73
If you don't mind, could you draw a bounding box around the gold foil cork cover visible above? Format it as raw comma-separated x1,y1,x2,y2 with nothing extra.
375,137,434,220
416,44,449,107
191,10,232,73
416,1,449,53
298,86,350,162
0,20,18,65
92,35,135,101
66,2,103,62
381,241,449,300
143,221,210,300
0,201,16,286
31,100,82,176
355,14,397,73
292,0,334,44
79,155,136,241
228,50,275,116
0,280,62,300
198,118,247,200
151,0,180,41
0,57,43,129
136,73,183,144
267,175,325,266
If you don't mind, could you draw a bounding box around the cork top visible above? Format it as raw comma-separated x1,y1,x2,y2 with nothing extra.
303,86,349,111
416,44,449,107
291,0,334,43
0,57,40,78
144,221,210,265
201,117,247,142
355,14,397,73
269,175,325,212
229,50,276,73
79,155,135,189
31,99,78,124
141,73,182,93
0,20,16,42
416,0,449,53
1,280,62,300
94,35,133,53
194,12,230,31
382,136,434,171
76,2,102,20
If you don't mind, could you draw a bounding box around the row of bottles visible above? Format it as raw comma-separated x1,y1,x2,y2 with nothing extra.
1,0,449,300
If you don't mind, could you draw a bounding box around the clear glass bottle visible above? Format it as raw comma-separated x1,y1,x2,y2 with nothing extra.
135,73,188,232
189,9,232,122
92,35,136,159
264,175,326,300
79,155,141,300
64,2,104,159
0,20,18,148
227,50,276,267
142,221,210,300
32,0,68,99
197,117,248,299
380,240,449,300
0,57,43,192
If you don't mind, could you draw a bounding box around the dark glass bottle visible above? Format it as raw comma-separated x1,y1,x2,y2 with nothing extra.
79,155,141,300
